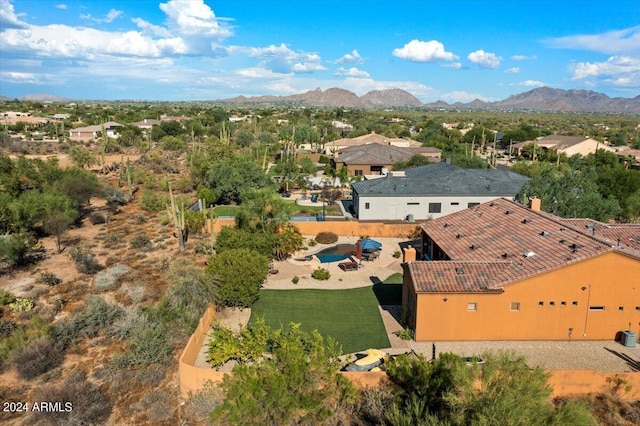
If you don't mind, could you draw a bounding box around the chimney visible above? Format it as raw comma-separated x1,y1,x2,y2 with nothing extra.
403,245,416,262
529,197,541,212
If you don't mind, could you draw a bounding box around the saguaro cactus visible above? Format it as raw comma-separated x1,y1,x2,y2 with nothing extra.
167,183,187,252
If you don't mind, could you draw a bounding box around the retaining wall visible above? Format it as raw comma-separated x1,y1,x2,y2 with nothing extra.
179,305,640,400
208,218,419,238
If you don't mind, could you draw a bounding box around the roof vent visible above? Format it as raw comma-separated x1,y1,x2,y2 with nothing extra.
456,234,462,239
559,239,566,244
569,243,578,250
469,244,477,250
539,231,550,237
490,202,495,207
444,223,449,228
455,267,464,275
501,253,509,259
522,218,529,224
586,224,595,231
505,210,511,215
523,251,536,258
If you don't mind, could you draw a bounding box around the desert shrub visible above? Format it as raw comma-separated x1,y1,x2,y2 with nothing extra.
292,276,300,284
183,384,223,425
318,155,330,164
312,268,330,280
12,336,64,380
308,238,317,247
39,270,62,286
393,250,402,258
31,370,112,425
0,289,16,305
52,297,123,350
315,231,338,244
88,212,106,225
93,264,129,291
112,316,171,369
184,210,206,234
0,319,17,338
103,185,130,205
130,233,151,249
103,233,122,244
131,388,177,422
9,297,33,312
140,189,166,212
68,245,103,274
0,317,50,370
135,214,148,224
206,318,271,369
357,387,397,425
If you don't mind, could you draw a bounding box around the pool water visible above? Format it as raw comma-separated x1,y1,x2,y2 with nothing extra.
315,244,356,263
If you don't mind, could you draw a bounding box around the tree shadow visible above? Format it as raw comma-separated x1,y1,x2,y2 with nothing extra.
604,347,640,372
370,276,403,324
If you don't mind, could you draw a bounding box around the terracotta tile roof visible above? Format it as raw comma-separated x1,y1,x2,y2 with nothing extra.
411,198,628,293
404,261,510,293
558,218,640,251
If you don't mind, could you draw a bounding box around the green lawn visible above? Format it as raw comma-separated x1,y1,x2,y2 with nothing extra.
213,200,342,217
250,287,391,354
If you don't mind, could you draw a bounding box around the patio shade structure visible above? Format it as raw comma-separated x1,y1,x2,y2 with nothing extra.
360,238,382,251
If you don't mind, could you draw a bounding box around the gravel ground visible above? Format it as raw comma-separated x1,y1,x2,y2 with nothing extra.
194,236,640,372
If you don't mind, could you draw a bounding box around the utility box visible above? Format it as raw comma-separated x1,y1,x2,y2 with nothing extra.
407,214,414,222
622,331,637,348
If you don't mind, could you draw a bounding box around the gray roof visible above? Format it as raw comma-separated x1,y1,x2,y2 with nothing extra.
335,143,418,165
351,162,529,197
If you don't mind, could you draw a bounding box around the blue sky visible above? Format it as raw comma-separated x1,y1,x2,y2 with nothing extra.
1,0,639,102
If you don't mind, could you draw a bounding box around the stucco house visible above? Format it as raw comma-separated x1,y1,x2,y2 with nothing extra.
402,197,640,341
511,135,615,157
331,143,441,177
69,121,123,141
350,163,529,221
325,131,424,154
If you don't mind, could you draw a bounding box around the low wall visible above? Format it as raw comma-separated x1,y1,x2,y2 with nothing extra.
179,306,640,400
548,370,640,399
208,218,418,238
178,305,228,395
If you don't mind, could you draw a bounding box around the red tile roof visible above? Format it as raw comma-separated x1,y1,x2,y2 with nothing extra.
407,198,639,293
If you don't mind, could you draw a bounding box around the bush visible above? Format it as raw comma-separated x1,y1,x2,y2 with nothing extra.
88,212,107,225
9,297,33,312
206,249,269,308
393,250,402,258
12,336,64,380
112,316,171,369
0,289,16,305
291,276,300,284
140,190,166,212
0,319,17,338
312,268,330,280
130,233,151,250
31,370,112,425
39,270,62,286
94,265,129,291
315,231,338,244
68,246,103,274
53,297,123,350
308,239,317,247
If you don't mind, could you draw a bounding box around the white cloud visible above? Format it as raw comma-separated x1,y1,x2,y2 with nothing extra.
467,50,502,69
441,91,490,103
236,67,290,78
443,62,463,70
159,0,230,38
230,43,326,74
519,80,545,87
334,67,370,78
80,9,123,24
392,39,457,62
132,17,171,38
0,71,38,84
334,49,363,64
511,54,536,61
571,56,640,87
55,4,67,10
505,67,520,73
0,0,27,30
543,26,640,55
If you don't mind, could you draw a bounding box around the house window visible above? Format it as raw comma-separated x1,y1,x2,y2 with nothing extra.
354,170,363,176
429,203,442,213
510,302,520,311
365,202,370,209
619,306,624,311
550,301,555,306
572,301,578,306
538,301,544,306
468,202,480,208
467,302,477,312
561,301,566,306
407,202,419,206
589,306,605,311
451,202,459,206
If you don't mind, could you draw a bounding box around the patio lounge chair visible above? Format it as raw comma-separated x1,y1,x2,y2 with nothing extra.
338,261,359,271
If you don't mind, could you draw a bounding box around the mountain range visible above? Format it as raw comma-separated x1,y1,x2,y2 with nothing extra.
2,87,639,113
217,87,640,113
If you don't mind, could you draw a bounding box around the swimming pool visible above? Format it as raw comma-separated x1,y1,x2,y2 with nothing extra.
314,243,356,263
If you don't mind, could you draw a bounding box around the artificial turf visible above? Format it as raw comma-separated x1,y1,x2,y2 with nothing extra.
250,287,392,354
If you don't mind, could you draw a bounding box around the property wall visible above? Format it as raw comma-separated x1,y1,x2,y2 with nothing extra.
209,218,419,238
356,195,512,221
411,251,640,341
178,305,228,396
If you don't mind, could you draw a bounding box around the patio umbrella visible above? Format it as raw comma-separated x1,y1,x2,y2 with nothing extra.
360,238,382,252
